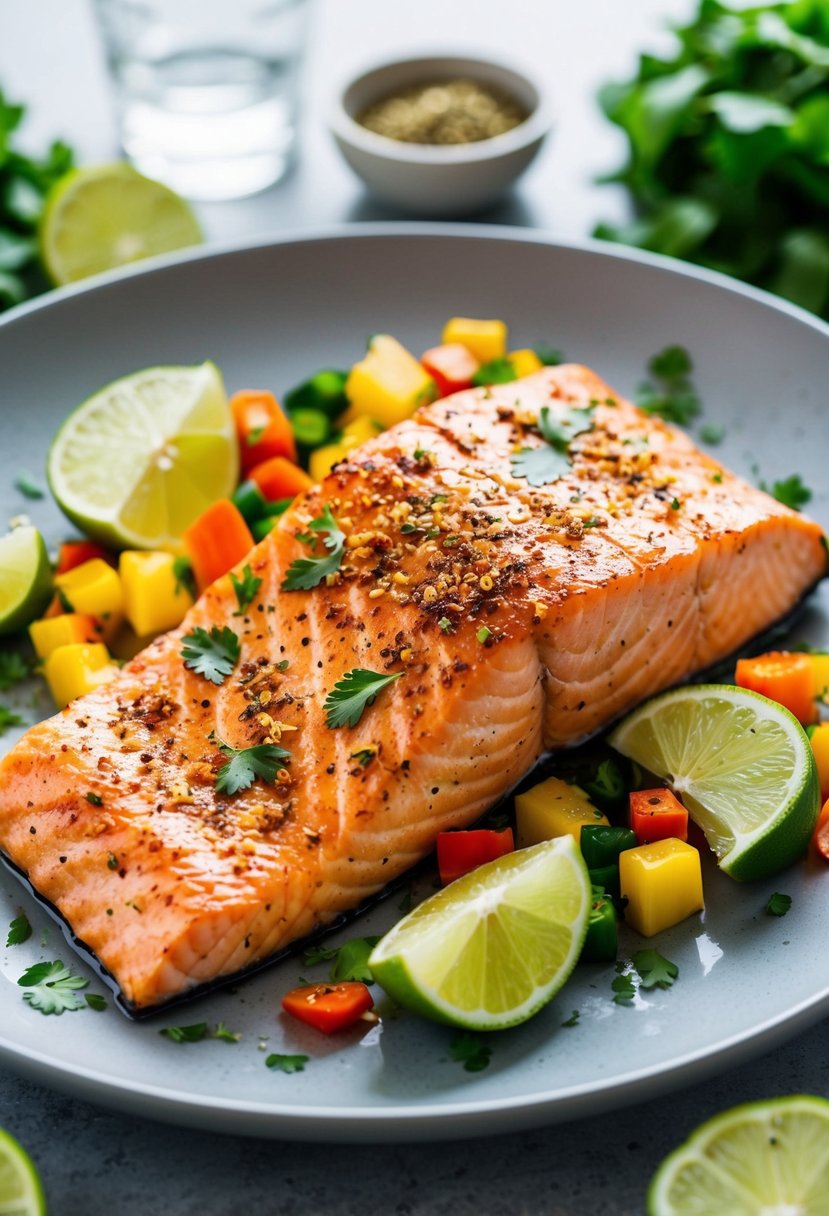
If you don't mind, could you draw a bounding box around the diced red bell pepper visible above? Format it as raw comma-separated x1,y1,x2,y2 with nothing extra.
231,389,297,474
56,540,113,575
812,798,829,862
421,343,480,398
281,981,374,1034
436,827,515,886
629,788,689,845
735,651,818,726
249,455,313,502
182,499,255,591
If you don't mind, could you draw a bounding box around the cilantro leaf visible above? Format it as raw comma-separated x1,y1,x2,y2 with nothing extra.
766,892,792,917
533,343,564,366
230,564,263,615
0,652,31,690
449,1031,492,1072
635,346,701,426
762,474,812,512
18,960,89,1014
181,626,240,685
14,471,45,499
611,971,636,1004
160,1023,208,1042
209,732,291,796
328,937,381,984
648,345,692,380
85,993,107,1011
0,705,24,735
282,506,345,591
266,1053,309,1073
472,357,517,386
302,943,338,966
633,948,679,990
213,1021,242,1043
323,668,403,729
699,423,725,445
510,444,571,487
510,403,595,486
6,913,31,946
561,1009,580,1027
538,404,596,449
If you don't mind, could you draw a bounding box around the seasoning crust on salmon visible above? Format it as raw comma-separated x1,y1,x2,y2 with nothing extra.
0,365,825,1010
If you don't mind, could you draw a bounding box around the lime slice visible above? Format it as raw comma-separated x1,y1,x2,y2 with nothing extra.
648,1095,829,1215
369,837,591,1031
47,362,238,552
0,527,53,636
609,684,820,882
0,1126,46,1216
40,162,202,286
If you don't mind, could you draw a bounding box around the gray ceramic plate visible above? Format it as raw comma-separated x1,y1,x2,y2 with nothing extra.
0,227,828,1142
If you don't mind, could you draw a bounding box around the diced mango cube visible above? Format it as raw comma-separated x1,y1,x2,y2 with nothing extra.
810,722,829,800
44,642,119,709
442,317,507,364
508,348,544,378
54,559,123,639
29,613,100,659
515,775,608,847
809,653,829,702
340,416,383,450
619,838,704,937
310,443,348,483
345,335,437,428
119,550,194,637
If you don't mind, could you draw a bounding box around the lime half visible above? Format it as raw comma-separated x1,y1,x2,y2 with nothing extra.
40,162,202,286
47,362,238,552
0,527,52,636
369,837,591,1031
648,1095,829,1215
609,684,820,882
0,1127,46,1216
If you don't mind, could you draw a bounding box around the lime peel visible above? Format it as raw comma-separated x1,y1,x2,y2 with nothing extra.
0,527,53,636
0,1126,46,1216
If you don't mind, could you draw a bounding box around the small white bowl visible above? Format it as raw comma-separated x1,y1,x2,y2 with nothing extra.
329,54,552,217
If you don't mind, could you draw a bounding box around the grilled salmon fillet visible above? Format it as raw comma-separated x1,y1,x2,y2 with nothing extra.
0,365,825,1010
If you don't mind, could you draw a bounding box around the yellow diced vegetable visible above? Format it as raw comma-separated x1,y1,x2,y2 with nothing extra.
508,348,544,378
619,838,704,937
809,653,829,702
345,335,437,428
119,550,194,637
341,416,383,450
29,613,99,659
515,775,608,848
310,443,348,483
442,317,507,363
810,722,829,799
44,642,119,709
54,559,123,639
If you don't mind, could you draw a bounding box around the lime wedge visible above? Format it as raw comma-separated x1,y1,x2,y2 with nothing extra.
609,684,820,882
40,162,202,286
0,527,53,636
0,1126,46,1216
47,362,238,552
648,1095,829,1215
369,837,591,1031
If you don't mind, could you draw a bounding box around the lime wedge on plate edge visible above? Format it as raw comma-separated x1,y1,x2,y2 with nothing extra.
0,1126,46,1216
0,527,52,636
369,836,591,1031
609,684,820,882
47,362,238,553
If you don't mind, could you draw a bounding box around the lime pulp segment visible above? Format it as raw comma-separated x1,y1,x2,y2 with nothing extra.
0,1126,46,1216
609,684,820,882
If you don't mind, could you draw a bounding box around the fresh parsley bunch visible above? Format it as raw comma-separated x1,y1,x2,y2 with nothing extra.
596,0,829,320
0,89,74,311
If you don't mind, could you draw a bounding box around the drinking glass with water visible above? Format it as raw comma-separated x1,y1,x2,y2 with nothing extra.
94,0,311,200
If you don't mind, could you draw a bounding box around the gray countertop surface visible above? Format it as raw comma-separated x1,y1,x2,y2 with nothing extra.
2,2,828,1213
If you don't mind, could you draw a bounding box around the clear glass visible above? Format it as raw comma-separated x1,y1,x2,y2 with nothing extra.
93,0,310,200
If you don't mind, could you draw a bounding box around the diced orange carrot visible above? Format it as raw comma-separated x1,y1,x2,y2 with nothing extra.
629,787,689,844
249,456,313,502
232,390,297,474
182,499,255,591
735,651,818,725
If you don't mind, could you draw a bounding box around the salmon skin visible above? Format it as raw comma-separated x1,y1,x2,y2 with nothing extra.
0,365,825,1011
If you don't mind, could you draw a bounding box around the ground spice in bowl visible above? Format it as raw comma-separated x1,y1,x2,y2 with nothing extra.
357,78,529,146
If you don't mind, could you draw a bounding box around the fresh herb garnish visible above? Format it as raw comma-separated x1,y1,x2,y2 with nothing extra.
18,960,89,1014
533,343,564,366
328,937,381,985
160,1022,208,1043
762,473,812,512
247,424,266,446
635,346,701,426
438,616,454,633
214,1021,242,1043
0,652,30,690
350,746,376,768
766,892,792,917
472,357,517,387
511,403,595,486
107,852,118,870
209,732,291,796
323,668,402,729
561,1009,580,1027
633,948,679,990
301,943,338,967
6,913,31,946
282,505,345,591
611,966,636,1005
0,706,23,735
699,423,725,445
266,1053,309,1073
476,626,492,644
14,471,44,499
172,555,196,598
85,993,107,1012
181,625,240,685
449,1031,492,1072
85,791,103,806
230,564,263,615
